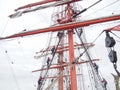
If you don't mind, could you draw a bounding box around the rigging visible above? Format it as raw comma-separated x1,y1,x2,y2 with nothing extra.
1,0,120,90
104,30,120,77
3,49,21,90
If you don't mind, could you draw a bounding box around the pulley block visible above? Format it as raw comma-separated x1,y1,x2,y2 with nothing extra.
108,50,117,63
105,32,116,47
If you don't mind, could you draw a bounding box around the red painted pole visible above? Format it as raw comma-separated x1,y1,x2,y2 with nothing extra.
32,59,99,72
1,15,120,40
15,0,56,11
67,4,77,90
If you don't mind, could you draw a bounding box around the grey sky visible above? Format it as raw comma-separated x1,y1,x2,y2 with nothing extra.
0,0,120,90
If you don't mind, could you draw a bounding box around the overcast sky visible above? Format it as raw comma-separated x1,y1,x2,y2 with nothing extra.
0,0,120,90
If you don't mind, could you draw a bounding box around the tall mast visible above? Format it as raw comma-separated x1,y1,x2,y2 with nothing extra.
1,0,120,90
67,3,77,90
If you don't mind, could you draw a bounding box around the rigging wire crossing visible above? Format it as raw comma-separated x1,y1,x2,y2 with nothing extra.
37,31,64,90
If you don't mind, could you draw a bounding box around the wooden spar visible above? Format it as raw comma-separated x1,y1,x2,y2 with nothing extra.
36,43,94,53
105,24,120,31
10,0,76,18
43,74,82,79
66,3,77,90
34,43,94,59
32,59,99,72
6,1,120,90
15,0,80,11
1,15,120,40
15,0,56,11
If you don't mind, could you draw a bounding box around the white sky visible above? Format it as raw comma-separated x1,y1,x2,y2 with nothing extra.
0,0,120,90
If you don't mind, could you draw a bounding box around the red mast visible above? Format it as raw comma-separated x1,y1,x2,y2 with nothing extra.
67,3,77,90
2,0,120,90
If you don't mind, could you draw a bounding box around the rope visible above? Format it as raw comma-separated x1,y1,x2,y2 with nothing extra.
45,46,100,90
73,0,102,18
0,18,10,36
76,28,106,89
37,0,119,88
75,29,93,62
45,36,89,89
78,62,85,90
44,27,104,90
105,31,120,78
1,46,21,90
92,30,105,43
80,35,98,89
37,31,64,90
64,58,70,89
45,56,80,90
113,63,120,77
110,31,120,40
13,0,72,18
43,49,84,89
80,0,120,19
76,46,85,90
37,32,54,89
